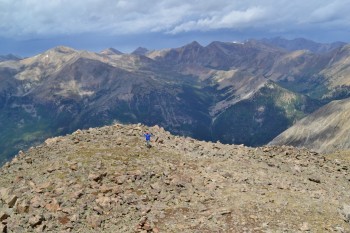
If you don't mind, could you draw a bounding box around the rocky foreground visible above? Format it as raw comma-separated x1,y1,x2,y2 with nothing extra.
0,124,350,233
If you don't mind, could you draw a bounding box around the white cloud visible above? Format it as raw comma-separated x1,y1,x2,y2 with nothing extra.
169,7,267,34
1,0,350,39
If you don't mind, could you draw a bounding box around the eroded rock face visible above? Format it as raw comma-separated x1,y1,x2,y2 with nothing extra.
0,123,349,232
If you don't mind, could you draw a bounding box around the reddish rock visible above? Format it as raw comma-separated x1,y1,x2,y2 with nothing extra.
45,199,60,212
99,185,112,193
16,200,30,214
58,215,70,225
30,196,43,208
70,164,78,171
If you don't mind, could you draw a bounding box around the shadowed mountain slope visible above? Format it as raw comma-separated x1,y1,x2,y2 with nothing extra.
270,97,350,153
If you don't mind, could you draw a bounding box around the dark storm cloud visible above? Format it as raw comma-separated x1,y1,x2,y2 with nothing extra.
1,0,350,55
1,0,350,37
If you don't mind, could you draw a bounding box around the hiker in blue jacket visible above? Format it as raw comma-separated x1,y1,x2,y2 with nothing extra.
144,132,152,147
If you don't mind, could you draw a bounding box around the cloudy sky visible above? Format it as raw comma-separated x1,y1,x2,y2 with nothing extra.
1,0,350,55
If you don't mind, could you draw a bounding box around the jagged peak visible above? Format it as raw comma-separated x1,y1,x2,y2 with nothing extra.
206,40,241,51
47,46,77,54
207,41,233,46
185,41,203,48
100,48,123,55
20,46,78,66
131,47,150,55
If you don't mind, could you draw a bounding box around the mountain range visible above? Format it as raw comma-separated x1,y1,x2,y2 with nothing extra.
261,37,347,53
0,54,21,62
1,38,350,163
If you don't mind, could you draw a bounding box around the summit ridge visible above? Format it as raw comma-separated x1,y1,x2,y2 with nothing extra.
0,123,349,232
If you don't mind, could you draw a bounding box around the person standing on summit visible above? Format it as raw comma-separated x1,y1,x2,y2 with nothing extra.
144,132,152,147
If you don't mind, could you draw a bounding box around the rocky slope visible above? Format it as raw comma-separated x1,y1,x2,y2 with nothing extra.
0,123,350,232
270,97,350,153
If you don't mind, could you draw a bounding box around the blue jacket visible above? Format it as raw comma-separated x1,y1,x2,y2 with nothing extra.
144,133,151,141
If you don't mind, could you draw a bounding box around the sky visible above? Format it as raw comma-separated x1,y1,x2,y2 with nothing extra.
1,0,350,56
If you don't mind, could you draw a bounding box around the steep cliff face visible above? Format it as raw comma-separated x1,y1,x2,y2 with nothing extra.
1,123,349,232
270,97,350,153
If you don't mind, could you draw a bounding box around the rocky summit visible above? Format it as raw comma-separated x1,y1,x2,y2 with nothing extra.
0,123,350,232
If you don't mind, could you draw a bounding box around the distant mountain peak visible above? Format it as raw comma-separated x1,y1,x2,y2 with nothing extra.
48,46,77,54
260,37,346,53
176,41,204,54
186,41,203,48
131,47,149,55
100,48,123,55
0,54,21,62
